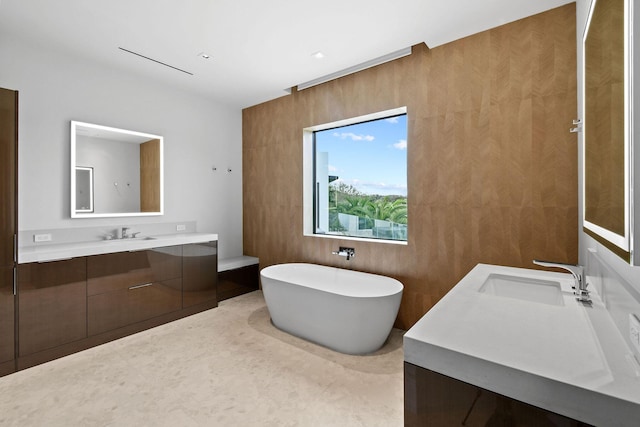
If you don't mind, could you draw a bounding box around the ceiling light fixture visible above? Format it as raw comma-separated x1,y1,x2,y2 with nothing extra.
297,46,412,91
311,51,325,59
198,52,212,59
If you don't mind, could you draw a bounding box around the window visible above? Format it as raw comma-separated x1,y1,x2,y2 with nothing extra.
304,108,408,243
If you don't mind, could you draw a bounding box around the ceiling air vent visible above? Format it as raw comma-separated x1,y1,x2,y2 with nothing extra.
118,47,194,76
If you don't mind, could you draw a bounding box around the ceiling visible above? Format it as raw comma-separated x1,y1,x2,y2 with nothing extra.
0,0,574,109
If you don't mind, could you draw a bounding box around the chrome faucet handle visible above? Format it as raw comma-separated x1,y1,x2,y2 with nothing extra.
121,227,130,238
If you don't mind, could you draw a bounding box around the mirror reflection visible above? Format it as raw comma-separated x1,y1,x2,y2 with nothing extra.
70,121,164,218
75,166,93,212
583,0,630,260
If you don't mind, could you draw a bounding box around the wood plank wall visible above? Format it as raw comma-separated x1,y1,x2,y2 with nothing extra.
242,4,578,329
140,138,161,212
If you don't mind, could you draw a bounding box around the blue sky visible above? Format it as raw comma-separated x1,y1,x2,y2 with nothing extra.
315,114,407,196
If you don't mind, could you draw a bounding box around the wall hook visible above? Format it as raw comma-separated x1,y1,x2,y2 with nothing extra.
570,118,582,133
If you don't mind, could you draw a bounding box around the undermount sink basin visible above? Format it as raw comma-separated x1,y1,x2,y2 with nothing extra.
479,273,564,306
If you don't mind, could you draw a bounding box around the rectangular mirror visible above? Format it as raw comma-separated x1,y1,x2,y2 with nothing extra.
583,0,634,263
70,121,164,218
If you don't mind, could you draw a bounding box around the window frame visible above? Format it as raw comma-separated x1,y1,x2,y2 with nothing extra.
302,107,408,245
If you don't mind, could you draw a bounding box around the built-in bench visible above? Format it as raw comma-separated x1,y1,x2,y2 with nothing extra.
218,256,260,302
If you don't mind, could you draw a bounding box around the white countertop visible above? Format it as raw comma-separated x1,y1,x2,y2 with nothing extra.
18,232,218,263
218,256,259,272
404,263,640,426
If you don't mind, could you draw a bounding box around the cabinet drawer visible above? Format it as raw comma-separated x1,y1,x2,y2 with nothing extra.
87,246,182,295
88,278,182,336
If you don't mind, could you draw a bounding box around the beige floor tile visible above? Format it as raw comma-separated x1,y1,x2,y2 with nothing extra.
0,291,404,426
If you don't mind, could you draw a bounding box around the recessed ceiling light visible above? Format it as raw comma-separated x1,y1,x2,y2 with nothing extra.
198,52,212,59
311,51,325,59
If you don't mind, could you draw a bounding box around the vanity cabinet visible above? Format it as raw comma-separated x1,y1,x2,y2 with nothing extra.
0,268,14,371
87,247,182,335
405,363,592,427
182,242,217,308
17,258,87,356
11,239,218,374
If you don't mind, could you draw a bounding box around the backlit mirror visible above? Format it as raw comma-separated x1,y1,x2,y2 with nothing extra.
70,121,164,218
583,0,634,263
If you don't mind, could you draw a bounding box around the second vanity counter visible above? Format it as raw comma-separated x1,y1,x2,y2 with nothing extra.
404,263,640,426
18,232,218,263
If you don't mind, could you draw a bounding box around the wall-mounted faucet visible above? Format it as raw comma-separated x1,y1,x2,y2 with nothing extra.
332,247,355,261
533,259,591,304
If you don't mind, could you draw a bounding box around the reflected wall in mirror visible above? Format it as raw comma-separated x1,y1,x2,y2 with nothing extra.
70,121,164,218
75,166,93,213
583,0,632,262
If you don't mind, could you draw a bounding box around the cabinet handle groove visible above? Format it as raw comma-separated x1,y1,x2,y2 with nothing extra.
128,282,153,290
37,257,73,263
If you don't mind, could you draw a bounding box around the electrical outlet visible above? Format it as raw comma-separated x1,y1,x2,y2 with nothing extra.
630,314,640,354
176,224,186,231
34,233,52,242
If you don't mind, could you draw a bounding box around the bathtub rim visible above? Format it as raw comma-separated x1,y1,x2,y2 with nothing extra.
260,262,403,298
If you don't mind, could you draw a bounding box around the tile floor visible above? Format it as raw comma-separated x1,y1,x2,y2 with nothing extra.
0,291,404,426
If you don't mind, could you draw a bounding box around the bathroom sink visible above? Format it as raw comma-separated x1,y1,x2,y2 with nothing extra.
478,273,564,306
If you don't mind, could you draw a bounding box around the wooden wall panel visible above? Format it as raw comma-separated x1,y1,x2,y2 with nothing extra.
140,138,161,212
242,4,577,329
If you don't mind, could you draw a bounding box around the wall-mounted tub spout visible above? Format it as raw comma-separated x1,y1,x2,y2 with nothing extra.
332,247,355,261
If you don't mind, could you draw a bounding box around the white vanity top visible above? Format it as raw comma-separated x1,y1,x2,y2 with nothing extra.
404,263,640,426
18,232,218,263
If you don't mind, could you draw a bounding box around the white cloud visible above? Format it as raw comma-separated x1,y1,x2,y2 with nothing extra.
385,117,399,124
393,139,407,150
332,132,375,142
328,164,338,172
341,178,407,196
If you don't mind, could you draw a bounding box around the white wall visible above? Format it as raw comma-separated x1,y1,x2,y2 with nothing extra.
0,34,243,259
577,0,640,352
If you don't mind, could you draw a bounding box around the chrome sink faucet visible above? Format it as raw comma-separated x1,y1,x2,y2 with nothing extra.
533,259,591,304
121,227,130,239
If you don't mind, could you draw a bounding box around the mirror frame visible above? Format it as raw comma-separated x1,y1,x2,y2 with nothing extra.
582,0,635,263
70,121,164,218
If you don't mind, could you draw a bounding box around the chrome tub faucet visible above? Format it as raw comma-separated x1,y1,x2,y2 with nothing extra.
333,247,355,261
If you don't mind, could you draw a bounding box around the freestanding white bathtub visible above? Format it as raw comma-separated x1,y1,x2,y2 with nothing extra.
260,263,403,355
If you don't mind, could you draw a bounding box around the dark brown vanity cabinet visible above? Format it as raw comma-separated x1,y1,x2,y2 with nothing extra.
0,87,18,375
404,363,592,427
17,258,87,356
87,247,183,336
218,263,259,302
8,242,217,374
182,241,218,308
0,267,15,373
